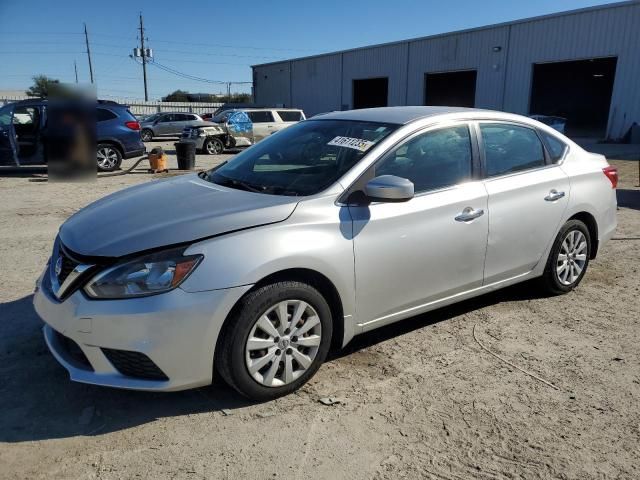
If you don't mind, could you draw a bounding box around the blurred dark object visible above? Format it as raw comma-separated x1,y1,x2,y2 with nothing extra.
45,99,96,181
174,141,196,170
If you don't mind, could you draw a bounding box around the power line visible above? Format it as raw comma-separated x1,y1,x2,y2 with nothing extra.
149,38,312,52
133,57,250,85
0,31,313,52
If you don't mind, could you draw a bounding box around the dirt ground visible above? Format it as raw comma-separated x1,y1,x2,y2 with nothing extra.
0,143,639,479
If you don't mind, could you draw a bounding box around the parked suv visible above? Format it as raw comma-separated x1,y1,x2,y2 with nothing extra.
140,112,204,141
181,108,306,153
0,99,145,172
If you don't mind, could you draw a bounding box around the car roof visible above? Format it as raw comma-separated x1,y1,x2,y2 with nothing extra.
313,106,500,125
154,111,200,115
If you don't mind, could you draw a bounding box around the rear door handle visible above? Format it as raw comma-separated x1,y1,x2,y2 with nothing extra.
455,207,485,222
545,189,565,202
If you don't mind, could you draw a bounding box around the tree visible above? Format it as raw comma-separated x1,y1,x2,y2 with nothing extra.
162,89,191,102
218,93,252,104
25,75,62,98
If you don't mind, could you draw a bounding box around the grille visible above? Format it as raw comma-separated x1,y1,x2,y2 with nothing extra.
102,348,169,381
57,249,79,285
53,330,93,370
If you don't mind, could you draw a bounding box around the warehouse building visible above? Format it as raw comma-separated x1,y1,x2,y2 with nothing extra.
252,1,640,140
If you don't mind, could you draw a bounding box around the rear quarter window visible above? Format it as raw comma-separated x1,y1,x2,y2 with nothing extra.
97,108,117,122
540,131,568,163
277,111,303,122
247,111,275,123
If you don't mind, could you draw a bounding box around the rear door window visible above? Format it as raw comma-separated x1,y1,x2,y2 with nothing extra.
480,124,545,177
247,111,275,123
277,111,303,122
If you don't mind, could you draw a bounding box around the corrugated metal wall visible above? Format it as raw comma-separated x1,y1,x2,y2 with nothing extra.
253,1,640,138
407,27,510,109
254,62,292,108
341,43,409,107
503,2,640,138
291,54,342,114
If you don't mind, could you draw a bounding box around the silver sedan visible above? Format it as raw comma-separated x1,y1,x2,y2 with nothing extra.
33,107,617,400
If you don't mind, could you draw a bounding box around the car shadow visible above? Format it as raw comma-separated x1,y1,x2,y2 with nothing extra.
0,281,546,443
617,189,640,211
330,280,546,361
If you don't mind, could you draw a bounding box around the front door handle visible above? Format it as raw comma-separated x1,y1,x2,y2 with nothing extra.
545,189,565,202
455,207,485,222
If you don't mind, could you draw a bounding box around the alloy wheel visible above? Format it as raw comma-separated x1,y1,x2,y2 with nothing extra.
245,299,322,387
206,138,223,154
97,147,119,170
556,230,588,285
141,130,153,142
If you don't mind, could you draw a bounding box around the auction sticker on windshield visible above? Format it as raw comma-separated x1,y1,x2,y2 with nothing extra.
328,136,375,152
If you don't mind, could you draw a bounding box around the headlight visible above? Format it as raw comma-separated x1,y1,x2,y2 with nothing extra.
84,247,202,299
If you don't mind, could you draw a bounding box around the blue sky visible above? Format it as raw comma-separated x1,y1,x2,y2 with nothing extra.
0,0,617,100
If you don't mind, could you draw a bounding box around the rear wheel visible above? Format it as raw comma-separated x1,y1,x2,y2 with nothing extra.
96,144,122,172
540,219,591,295
216,281,332,400
204,137,224,155
141,129,153,142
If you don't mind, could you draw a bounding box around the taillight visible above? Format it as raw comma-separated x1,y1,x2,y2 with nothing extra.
125,121,140,131
602,166,618,189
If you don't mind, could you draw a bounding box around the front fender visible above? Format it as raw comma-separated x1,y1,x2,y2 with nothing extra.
179,195,357,342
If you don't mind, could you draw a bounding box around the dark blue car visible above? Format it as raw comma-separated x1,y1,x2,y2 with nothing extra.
0,99,145,172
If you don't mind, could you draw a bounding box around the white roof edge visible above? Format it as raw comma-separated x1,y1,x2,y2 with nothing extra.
252,1,637,68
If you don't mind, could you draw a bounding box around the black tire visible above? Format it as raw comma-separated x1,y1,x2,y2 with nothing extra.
96,143,122,172
216,281,333,401
540,219,591,295
203,137,224,155
141,129,153,142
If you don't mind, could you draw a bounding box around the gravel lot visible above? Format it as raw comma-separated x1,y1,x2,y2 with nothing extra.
0,141,639,480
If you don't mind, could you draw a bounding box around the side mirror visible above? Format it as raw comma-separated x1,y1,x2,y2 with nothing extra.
364,175,414,202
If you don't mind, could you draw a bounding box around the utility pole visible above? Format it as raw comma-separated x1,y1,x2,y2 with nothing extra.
74,60,78,83
139,13,149,101
84,23,94,84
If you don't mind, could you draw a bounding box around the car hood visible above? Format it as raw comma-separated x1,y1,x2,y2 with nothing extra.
59,174,299,258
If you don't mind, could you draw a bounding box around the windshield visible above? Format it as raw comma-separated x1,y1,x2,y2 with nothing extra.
212,111,231,123
202,119,396,196
144,113,161,122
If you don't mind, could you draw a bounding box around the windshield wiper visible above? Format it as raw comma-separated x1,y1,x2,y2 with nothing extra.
214,175,265,193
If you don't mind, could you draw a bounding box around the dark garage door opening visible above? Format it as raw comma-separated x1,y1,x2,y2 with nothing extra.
425,70,477,107
530,57,617,137
353,77,388,109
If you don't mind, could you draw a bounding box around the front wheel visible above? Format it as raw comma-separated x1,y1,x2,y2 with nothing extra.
540,219,591,295
216,281,333,400
204,137,224,155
